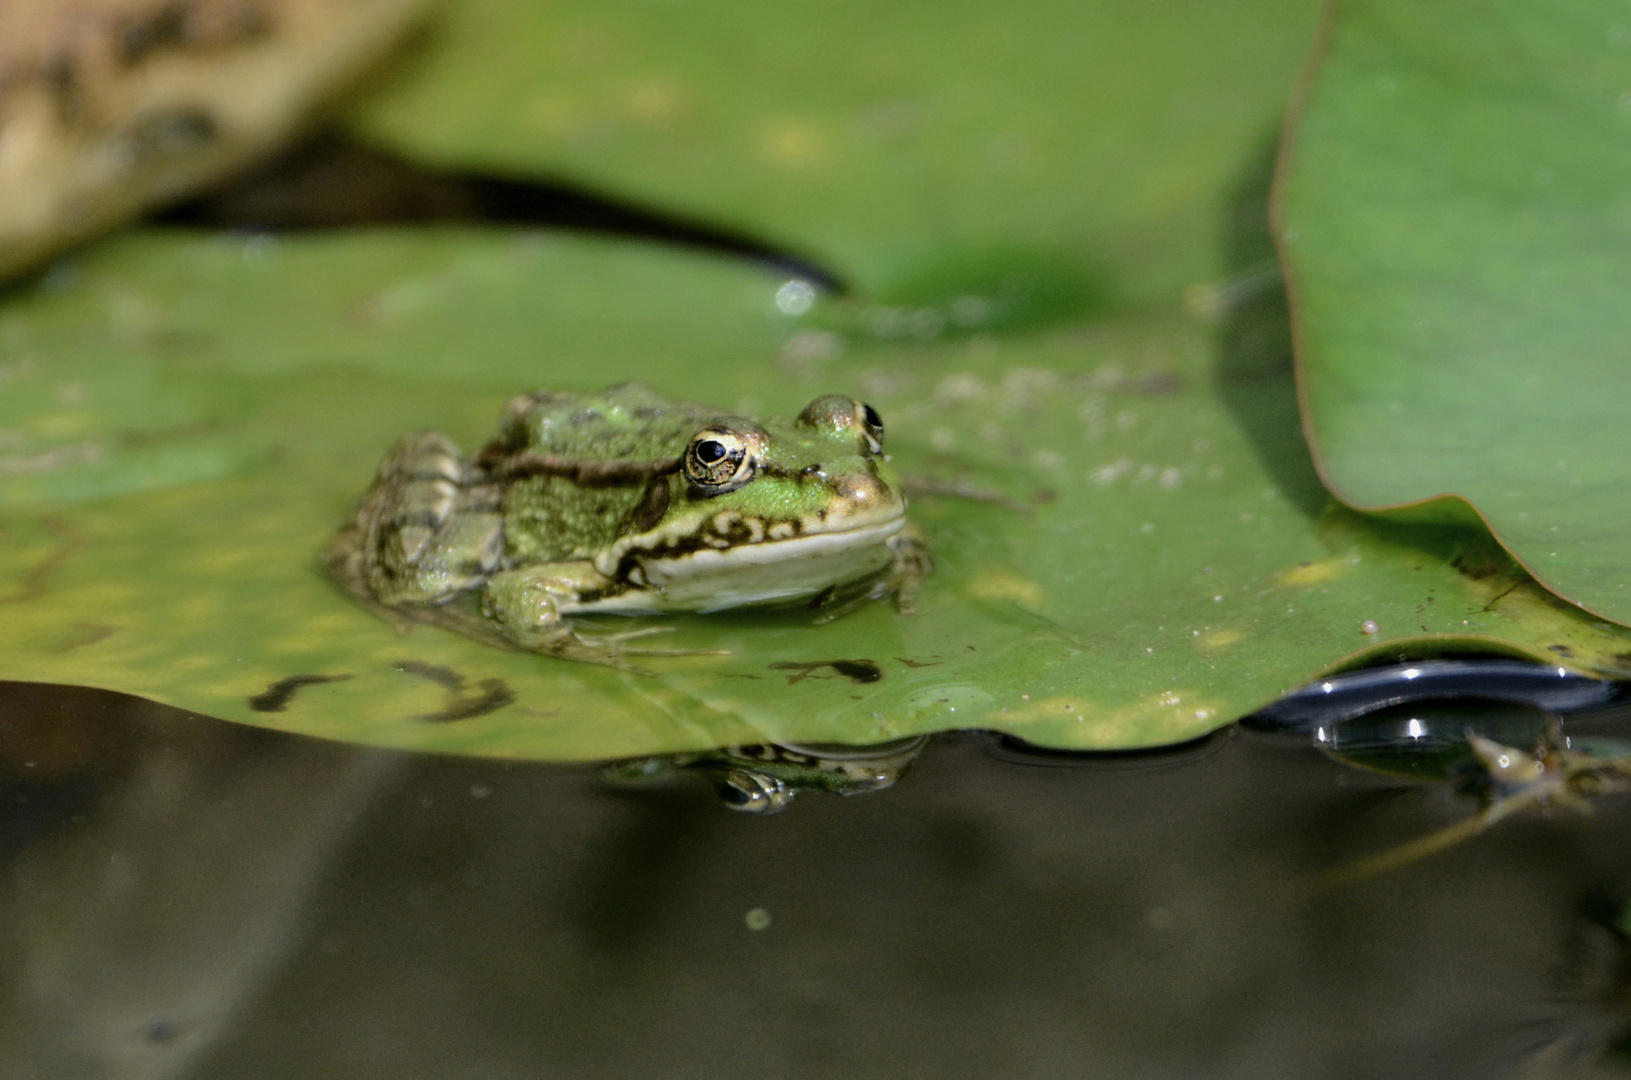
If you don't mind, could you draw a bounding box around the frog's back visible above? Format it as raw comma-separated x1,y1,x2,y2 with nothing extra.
486,382,720,463
482,383,722,565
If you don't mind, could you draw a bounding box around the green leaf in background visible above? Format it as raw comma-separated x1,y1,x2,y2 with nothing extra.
1277,0,1631,624
4,228,1631,761
346,0,1322,308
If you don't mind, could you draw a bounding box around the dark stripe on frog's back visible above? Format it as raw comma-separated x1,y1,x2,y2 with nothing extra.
481,386,723,563
481,386,723,466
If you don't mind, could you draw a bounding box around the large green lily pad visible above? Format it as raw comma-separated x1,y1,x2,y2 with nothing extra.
347,0,1322,305
1277,0,1631,624
3,229,1631,760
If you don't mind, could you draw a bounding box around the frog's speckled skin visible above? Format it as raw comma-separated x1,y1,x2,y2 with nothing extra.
324,382,928,671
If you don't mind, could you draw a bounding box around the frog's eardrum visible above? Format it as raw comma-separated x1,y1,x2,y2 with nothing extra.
0,0,429,284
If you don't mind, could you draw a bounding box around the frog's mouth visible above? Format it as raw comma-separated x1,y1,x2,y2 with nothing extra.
584,515,906,613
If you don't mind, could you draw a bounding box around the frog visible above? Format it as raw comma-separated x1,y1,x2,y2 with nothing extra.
323,382,930,672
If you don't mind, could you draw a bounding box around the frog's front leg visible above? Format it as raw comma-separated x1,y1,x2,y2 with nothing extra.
884,523,933,615
811,523,932,624
481,564,724,673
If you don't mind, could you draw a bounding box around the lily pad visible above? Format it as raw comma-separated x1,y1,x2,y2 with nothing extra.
345,0,1324,305
1276,0,1631,624
3,228,1631,760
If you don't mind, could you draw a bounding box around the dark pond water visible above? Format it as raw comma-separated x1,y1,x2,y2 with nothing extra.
5,681,1631,1079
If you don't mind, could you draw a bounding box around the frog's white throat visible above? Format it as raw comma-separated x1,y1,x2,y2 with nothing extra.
575,516,906,614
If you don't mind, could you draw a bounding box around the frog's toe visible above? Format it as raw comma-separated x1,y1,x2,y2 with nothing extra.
809,570,910,624
550,637,661,675
556,627,730,672
616,645,733,658
579,632,730,659
591,625,678,644
811,593,871,625
886,529,932,615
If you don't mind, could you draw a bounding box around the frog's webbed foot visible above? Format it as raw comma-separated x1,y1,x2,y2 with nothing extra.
812,524,933,624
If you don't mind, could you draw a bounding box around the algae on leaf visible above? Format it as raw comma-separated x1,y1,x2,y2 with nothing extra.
1278,0,1631,625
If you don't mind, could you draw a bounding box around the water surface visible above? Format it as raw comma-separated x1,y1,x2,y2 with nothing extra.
5,683,1631,1078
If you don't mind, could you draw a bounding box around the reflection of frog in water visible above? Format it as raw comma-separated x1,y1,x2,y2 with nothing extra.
325,383,929,671
607,735,930,813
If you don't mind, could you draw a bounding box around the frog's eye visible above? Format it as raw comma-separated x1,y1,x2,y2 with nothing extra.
859,401,885,453
797,394,884,453
684,429,754,490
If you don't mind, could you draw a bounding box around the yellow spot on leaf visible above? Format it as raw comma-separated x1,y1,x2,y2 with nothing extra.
1277,557,1348,586
965,570,1045,611
1197,628,1245,651
760,121,826,166
999,689,1223,746
200,548,256,572
30,412,93,439
999,696,1095,722
622,79,690,125
525,94,588,139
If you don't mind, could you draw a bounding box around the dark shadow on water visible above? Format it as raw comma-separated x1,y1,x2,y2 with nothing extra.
1212,134,1329,520
6,687,1631,1078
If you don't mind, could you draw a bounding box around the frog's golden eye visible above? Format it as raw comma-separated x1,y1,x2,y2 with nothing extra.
684,429,753,490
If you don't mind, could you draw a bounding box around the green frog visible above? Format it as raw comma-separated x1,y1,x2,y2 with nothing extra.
324,382,929,671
